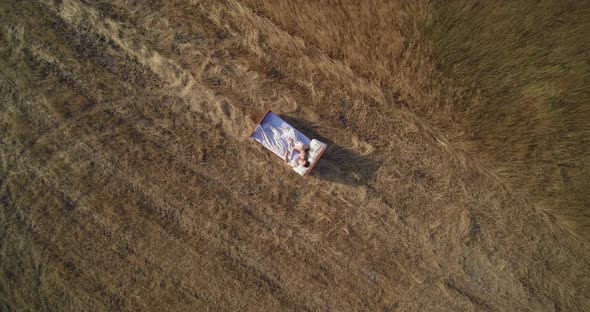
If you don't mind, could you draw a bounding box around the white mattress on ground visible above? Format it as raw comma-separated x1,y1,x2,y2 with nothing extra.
251,112,327,176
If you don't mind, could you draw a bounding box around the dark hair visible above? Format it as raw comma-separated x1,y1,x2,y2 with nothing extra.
303,160,310,168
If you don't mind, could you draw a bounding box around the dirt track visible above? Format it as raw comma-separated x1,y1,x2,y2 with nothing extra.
1,0,589,311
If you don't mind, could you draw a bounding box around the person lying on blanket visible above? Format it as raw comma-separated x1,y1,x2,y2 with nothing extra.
284,137,310,168
259,123,310,169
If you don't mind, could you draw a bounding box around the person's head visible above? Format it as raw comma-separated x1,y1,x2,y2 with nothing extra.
297,158,310,168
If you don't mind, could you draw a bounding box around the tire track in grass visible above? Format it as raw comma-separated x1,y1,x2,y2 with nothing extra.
0,20,301,311
0,90,296,310
0,139,137,310
0,23,296,312
0,68,225,309
1,45,304,310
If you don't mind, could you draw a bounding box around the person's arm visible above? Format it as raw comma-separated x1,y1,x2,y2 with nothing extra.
283,150,289,163
291,140,306,153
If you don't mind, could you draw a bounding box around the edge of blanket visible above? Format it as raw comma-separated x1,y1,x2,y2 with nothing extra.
249,109,272,139
305,145,327,177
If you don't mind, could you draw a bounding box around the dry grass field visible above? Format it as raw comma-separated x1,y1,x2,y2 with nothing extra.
1,0,589,311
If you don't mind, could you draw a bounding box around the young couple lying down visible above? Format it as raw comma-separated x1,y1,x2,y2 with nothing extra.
259,123,311,170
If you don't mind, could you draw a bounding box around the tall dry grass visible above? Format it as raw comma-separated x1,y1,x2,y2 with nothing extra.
1,0,589,310
240,0,590,238
426,1,590,236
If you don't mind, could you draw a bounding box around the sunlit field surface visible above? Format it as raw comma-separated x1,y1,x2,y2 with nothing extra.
1,1,588,310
